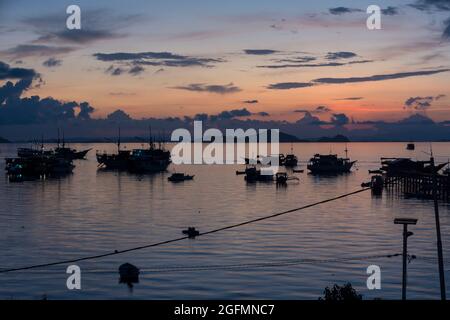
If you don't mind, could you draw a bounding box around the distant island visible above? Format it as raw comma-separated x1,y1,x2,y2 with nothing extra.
317,135,350,143
1,132,352,143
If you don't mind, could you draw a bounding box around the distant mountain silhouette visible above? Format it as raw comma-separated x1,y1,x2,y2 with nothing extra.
398,113,435,124
0,137,10,143
317,135,350,142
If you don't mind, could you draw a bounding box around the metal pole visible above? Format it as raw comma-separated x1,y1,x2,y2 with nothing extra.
402,224,407,300
395,218,417,300
431,156,446,300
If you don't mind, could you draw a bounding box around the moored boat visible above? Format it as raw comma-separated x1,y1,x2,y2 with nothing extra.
244,165,274,182
406,143,415,150
284,154,298,167
380,158,447,175
307,154,356,174
128,147,171,173
96,128,131,169
54,146,91,160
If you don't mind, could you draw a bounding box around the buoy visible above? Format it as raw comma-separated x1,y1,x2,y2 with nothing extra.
119,263,140,289
182,227,200,239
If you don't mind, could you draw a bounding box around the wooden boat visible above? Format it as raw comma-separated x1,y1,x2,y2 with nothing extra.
307,154,356,174
54,146,91,160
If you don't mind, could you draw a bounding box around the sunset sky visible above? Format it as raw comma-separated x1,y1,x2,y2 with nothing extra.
1,0,450,124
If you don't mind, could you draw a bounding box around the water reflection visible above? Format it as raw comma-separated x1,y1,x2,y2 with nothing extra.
0,142,450,299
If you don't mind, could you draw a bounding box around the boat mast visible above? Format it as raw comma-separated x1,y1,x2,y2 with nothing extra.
57,128,60,148
148,125,154,150
117,127,121,152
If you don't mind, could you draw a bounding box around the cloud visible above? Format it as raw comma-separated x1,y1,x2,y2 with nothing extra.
243,100,258,104
268,68,450,89
94,51,223,67
410,1,450,39
335,97,364,101
36,29,122,44
258,62,346,69
216,108,252,119
0,61,38,80
106,109,132,121
94,52,184,61
1,44,76,59
330,113,350,126
404,94,446,111
128,65,145,76
109,92,136,96
192,108,267,122
313,68,450,84
329,6,398,16
0,76,94,124
326,51,358,60
42,57,62,68
296,112,325,125
0,79,33,105
410,0,450,11
243,49,278,55
105,65,124,76
94,51,224,75
258,52,371,69
444,18,450,39
275,56,317,63
23,9,140,45
382,6,399,15
329,7,363,15
172,83,241,94
315,106,332,113
267,82,315,90
295,106,332,114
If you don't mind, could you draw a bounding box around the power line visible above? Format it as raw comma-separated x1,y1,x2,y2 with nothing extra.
129,253,401,273
6,253,401,274
0,186,372,274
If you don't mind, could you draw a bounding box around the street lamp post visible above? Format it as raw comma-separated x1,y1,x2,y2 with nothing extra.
394,218,417,300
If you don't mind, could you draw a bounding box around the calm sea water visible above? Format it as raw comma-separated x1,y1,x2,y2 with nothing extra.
0,142,450,300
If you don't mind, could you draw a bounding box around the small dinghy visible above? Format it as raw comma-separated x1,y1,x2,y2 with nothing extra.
276,172,288,184
168,173,194,182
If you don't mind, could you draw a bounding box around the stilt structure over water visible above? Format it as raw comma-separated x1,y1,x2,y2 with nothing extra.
384,173,450,201
379,158,450,202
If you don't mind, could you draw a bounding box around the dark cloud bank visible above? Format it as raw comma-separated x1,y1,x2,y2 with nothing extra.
2,61,450,142
0,61,94,126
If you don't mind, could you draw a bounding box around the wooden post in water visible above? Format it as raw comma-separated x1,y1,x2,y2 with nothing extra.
431,156,447,300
